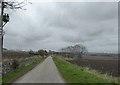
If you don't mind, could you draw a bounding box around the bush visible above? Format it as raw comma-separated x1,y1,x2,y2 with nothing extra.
11,59,19,70
38,50,48,57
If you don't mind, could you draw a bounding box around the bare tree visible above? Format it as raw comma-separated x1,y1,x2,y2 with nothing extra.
74,44,88,58
60,44,88,58
2,0,28,9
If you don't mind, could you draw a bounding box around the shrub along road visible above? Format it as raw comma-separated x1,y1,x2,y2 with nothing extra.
13,56,65,83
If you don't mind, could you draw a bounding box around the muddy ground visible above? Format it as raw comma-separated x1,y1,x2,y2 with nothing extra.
68,59,119,77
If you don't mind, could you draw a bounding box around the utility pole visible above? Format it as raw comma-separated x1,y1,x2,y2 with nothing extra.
0,0,4,83
0,1,29,59
0,0,27,78
0,0,4,62
0,0,28,61
0,0,10,61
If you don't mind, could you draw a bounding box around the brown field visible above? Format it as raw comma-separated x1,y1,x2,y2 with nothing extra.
82,55,118,60
67,56,119,77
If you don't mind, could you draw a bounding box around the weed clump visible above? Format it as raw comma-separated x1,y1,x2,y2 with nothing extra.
11,59,19,70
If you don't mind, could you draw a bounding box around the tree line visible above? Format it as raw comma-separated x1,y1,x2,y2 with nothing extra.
29,49,48,57
3,49,48,58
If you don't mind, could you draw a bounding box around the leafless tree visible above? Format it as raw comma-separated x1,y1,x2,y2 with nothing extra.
2,0,28,9
60,44,88,58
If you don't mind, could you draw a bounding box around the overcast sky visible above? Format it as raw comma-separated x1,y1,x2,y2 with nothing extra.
3,1,118,53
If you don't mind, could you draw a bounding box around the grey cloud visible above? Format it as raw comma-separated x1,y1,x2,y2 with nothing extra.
3,2,118,53
55,2,117,21
86,29,104,37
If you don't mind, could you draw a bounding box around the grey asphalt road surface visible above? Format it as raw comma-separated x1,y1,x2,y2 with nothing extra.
14,56,65,83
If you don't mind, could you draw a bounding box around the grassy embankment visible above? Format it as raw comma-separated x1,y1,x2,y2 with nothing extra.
2,57,45,83
0,76,1,85
0,59,2,84
53,56,119,84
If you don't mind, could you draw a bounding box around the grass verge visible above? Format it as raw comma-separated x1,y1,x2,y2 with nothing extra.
2,58,45,84
53,56,119,84
0,76,1,85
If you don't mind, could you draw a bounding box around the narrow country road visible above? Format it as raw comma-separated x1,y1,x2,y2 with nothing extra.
14,56,65,83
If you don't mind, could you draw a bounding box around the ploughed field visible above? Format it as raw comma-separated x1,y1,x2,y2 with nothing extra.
68,58,119,77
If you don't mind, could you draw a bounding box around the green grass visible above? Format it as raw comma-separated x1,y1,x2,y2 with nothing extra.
0,76,1,85
53,56,119,84
2,58,45,84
